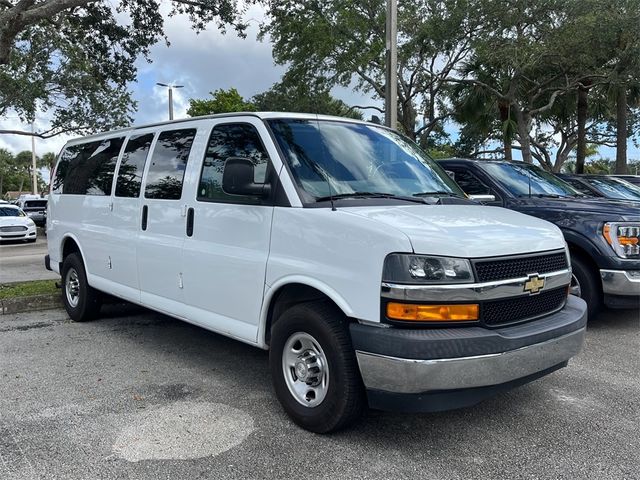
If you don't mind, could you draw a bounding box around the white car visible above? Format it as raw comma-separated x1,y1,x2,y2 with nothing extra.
0,204,37,242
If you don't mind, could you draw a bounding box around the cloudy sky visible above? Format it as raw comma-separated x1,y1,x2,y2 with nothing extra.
0,3,637,168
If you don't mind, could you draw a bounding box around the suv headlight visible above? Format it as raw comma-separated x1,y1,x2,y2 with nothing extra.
603,223,640,258
383,254,474,284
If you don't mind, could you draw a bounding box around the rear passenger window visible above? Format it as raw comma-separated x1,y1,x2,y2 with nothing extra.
115,133,154,198
144,129,196,200
197,123,270,204
53,137,124,195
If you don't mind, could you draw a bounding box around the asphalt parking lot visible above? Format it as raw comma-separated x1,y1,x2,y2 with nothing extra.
0,302,638,479
0,233,58,283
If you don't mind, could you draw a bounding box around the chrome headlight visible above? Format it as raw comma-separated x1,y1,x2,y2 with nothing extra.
383,254,474,284
603,222,640,258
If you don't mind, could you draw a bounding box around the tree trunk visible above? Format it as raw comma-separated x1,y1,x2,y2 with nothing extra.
514,107,533,164
576,84,590,174
615,86,628,174
498,101,513,161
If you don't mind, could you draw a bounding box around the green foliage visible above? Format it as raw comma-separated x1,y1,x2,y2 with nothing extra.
0,1,249,138
252,82,362,119
261,0,477,139
0,280,57,300
187,83,363,119
0,149,51,196
187,88,256,116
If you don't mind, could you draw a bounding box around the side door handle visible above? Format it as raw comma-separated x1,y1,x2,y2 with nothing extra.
141,205,148,231
186,207,194,237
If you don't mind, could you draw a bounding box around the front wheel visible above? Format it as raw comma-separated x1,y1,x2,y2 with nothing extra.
269,301,365,433
570,254,601,318
61,253,101,322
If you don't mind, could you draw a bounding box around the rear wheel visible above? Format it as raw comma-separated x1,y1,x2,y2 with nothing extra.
61,253,101,321
269,300,365,433
570,254,601,318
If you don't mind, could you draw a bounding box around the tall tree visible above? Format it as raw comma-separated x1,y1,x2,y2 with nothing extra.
187,88,256,116
262,0,477,142
0,1,250,138
251,81,362,119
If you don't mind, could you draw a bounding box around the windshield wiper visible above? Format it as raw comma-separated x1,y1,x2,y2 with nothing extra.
517,193,563,198
413,191,460,198
314,192,427,204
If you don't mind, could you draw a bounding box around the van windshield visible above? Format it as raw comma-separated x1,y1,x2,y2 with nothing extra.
267,119,464,203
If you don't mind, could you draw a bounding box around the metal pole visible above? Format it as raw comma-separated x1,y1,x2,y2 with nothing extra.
168,87,174,120
385,0,398,129
31,122,37,195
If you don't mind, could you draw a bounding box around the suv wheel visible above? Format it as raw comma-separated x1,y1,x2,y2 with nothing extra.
269,300,365,433
570,254,601,318
61,253,101,321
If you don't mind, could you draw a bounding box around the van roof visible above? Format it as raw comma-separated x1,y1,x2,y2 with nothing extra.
65,112,377,145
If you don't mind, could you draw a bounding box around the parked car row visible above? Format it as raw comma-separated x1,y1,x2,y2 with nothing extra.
0,201,38,243
44,113,635,432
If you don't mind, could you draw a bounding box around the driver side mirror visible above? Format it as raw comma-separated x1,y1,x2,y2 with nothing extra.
222,157,271,197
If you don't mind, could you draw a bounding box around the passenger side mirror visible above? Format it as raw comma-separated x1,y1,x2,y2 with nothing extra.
222,157,271,197
468,194,496,203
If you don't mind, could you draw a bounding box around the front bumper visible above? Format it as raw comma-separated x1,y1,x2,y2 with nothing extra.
350,295,587,412
600,269,640,296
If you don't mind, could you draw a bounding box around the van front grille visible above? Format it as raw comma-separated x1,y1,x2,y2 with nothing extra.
474,252,568,282
481,287,568,326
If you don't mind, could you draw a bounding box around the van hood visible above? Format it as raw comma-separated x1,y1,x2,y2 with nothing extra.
342,205,564,258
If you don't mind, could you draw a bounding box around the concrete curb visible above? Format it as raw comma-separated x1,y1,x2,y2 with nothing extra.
1,293,63,315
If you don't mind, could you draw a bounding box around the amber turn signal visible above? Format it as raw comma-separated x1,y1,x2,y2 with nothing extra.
386,303,479,322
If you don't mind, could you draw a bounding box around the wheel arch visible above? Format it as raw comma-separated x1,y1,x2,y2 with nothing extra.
258,277,355,349
59,233,87,271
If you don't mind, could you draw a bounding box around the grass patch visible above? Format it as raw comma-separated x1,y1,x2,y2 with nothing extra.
0,280,58,300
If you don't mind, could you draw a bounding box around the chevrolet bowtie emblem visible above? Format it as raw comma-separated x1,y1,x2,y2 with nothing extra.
524,274,545,295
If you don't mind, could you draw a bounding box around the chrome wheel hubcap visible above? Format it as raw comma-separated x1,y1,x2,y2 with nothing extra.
570,273,582,297
65,268,80,308
282,332,329,407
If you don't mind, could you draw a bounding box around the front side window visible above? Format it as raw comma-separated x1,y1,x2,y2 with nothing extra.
450,170,492,196
478,162,582,198
267,119,463,203
197,123,270,204
53,137,125,195
115,133,154,198
144,129,196,200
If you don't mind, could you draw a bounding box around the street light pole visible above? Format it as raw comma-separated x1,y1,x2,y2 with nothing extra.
384,0,397,129
31,122,37,195
156,83,184,120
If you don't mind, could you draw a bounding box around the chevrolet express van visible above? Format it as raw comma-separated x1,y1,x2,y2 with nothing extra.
46,113,587,432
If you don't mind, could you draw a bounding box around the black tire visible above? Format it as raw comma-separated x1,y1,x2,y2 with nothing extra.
269,300,366,433
61,252,101,322
571,254,601,318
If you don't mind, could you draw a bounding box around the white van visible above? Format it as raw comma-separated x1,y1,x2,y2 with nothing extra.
46,113,587,432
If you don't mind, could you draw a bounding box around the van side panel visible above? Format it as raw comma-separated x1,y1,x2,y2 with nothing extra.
264,207,412,334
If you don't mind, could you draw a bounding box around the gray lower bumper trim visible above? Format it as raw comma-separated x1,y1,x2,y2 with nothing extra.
355,327,585,394
600,269,640,296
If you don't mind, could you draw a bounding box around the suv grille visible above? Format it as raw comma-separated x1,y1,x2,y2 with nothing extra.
482,287,567,326
474,252,568,282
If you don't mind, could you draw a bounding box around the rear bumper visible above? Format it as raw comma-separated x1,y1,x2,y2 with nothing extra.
350,295,587,412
